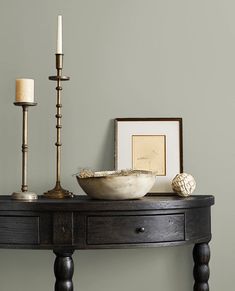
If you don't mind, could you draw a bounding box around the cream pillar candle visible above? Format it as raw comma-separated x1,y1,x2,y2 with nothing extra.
15,79,34,103
57,15,62,54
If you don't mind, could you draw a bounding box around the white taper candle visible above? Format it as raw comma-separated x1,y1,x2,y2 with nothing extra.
57,15,62,54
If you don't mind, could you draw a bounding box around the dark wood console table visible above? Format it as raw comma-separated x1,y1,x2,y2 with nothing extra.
0,194,214,291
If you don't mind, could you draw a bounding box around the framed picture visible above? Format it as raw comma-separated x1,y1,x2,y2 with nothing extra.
115,118,183,193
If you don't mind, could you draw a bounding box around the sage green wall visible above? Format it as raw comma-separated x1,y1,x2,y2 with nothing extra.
0,0,233,290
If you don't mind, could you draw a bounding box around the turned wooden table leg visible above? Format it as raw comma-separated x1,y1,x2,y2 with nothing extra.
193,243,210,291
53,250,74,291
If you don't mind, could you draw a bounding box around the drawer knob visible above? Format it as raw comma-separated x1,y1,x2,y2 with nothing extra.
136,227,145,233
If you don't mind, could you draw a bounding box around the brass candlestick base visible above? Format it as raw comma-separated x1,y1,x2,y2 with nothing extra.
44,182,73,199
12,191,37,201
44,54,73,199
12,102,38,201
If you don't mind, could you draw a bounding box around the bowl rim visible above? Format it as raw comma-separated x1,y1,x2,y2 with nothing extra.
77,169,156,179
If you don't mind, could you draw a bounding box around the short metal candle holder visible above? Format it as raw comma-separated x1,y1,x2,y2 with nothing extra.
44,54,73,199
12,102,37,200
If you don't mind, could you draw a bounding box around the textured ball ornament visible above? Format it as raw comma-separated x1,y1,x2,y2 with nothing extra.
172,173,196,197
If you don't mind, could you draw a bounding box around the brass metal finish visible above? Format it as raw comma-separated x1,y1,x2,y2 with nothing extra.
12,102,37,201
44,182,72,199
14,102,37,107
12,191,38,201
49,76,70,81
56,53,63,69
22,105,28,192
44,54,73,199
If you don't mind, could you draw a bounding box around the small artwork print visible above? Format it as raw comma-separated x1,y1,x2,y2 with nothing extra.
115,118,183,193
132,135,166,175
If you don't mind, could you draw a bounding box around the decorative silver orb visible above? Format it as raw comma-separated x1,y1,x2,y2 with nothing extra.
171,173,196,197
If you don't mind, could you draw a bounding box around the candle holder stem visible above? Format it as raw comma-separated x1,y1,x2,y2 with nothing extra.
12,102,37,200
56,56,62,186
44,54,73,199
22,105,28,192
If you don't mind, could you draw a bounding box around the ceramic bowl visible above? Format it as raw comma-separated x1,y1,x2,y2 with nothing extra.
76,170,156,200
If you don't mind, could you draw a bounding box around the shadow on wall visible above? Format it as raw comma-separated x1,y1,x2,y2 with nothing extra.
96,119,115,171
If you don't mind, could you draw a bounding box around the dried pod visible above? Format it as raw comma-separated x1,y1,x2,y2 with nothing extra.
172,173,196,197
78,169,95,178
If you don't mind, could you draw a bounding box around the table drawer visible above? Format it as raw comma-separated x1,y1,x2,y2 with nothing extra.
0,216,39,245
87,214,184,245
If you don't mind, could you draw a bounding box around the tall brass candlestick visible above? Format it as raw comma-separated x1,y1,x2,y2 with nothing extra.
44,54,73,199
12,102,37,200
